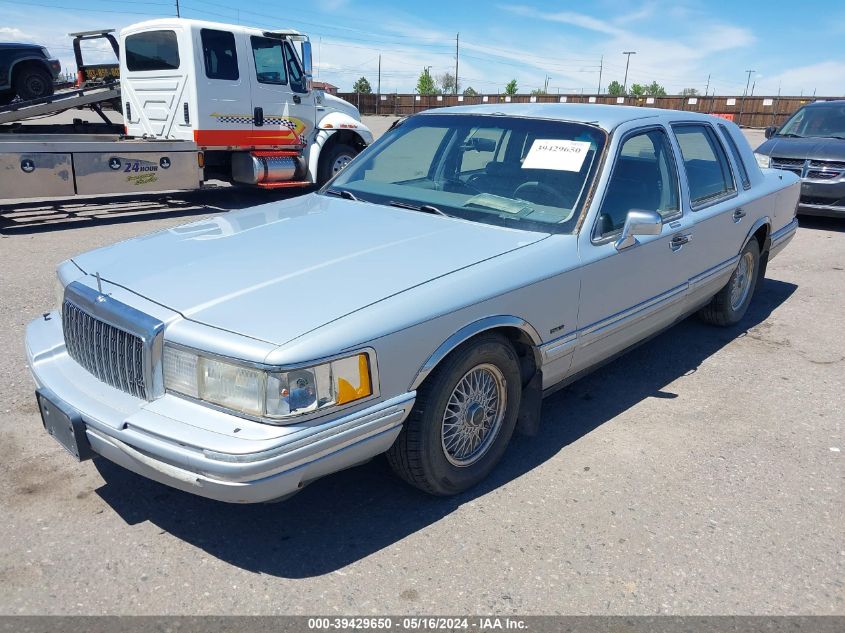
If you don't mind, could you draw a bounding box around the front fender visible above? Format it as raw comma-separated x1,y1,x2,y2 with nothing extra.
316,111,374,145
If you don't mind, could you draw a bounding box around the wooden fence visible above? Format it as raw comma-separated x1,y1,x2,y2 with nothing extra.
337,93,842,128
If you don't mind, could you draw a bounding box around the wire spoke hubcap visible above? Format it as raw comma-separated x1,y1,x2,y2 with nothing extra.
730,251,755,311
441,363,507,467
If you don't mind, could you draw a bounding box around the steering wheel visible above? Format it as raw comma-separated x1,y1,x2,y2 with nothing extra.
514,181,567,206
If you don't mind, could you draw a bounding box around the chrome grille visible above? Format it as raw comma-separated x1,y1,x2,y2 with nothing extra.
772,157,805,167
809,159,845,170
62,300,147,398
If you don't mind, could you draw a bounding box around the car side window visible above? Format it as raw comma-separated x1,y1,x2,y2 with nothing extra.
672,124,736,206
250,36,287,85
718,124,750,189
201,29,238,81
597,128,680,237
459,127,508,175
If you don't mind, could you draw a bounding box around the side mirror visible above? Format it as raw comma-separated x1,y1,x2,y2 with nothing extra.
615,209,663,251
764,126,777,139
301,40,313,91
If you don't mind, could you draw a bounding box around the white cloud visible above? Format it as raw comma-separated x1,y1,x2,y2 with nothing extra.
764,60,845,97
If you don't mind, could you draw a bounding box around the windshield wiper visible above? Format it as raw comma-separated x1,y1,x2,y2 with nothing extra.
776,133,804,138
388,200,451,217
325,188,359,201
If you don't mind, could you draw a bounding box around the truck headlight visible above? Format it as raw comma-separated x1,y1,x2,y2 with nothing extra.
163,345,373,422
754,152,771,169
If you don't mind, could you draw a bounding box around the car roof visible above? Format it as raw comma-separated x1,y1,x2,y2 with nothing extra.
121,17,302,38
419,103,724,131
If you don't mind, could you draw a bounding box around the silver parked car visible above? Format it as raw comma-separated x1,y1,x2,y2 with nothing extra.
26,104,800,503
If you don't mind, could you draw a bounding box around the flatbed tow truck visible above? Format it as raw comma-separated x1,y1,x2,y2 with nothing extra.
0,18,372,200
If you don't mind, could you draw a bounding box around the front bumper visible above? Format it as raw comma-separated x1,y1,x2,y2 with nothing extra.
25,313,413,503
798,180,845,218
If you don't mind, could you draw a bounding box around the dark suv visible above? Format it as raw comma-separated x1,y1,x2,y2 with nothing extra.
754,100,845,218
0,42,61,105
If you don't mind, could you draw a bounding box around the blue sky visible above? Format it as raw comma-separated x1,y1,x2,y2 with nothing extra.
1,0,843,95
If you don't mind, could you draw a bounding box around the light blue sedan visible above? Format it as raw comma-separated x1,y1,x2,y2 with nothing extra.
26,104,800,502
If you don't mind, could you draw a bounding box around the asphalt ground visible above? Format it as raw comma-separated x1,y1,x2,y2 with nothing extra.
0,122,841,615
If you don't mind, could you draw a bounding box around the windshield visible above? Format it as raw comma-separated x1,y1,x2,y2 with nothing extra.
324,113,607,234
778,104,845,139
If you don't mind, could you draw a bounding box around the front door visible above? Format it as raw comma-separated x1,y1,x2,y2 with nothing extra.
247,35,315,149
571,125,695,375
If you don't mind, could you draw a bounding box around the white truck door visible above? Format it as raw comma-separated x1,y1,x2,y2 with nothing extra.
122,26,193,141
192,26,254,147
246,35,315,149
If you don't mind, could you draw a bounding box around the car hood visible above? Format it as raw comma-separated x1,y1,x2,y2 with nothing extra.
756,136,845,161
72,194,549,346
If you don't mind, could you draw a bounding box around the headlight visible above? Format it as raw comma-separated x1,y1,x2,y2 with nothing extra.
163,345,373,422
754,152,771,169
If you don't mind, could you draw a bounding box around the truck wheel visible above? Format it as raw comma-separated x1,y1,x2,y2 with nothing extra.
386,333,522,496
14,66,54,101
699,239,761,327
0,90,14,106
318,143,357,185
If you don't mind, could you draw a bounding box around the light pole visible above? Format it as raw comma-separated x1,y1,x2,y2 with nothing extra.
738,69,755,127
622,51,636,94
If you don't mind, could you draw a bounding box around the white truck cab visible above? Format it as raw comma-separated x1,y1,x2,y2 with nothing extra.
120,18,372,187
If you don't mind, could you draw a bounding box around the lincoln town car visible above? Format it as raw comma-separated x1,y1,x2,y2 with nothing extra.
26,104,800,502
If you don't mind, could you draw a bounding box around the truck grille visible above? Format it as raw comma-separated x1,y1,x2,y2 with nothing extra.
62,300,148,399
772,157,845,181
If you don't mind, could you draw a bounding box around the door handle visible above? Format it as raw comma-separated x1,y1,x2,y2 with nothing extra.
670,233,692,251
733,208,746,222
293,95,302,104
254,106,264,127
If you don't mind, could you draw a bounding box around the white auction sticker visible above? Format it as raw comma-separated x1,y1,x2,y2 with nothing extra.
522,139,591,172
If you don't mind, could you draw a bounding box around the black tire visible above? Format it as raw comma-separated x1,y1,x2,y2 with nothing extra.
14,65,54,101
699,239,761,326
0,91,14,106
386,333,522,496
317,142,357,186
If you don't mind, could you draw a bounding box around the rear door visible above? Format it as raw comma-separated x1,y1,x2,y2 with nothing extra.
122,27,192,141
192,27,253,147
247,35,315,148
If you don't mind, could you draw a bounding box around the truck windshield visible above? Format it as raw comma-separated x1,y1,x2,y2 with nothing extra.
779,104,845,139
325,114,607,234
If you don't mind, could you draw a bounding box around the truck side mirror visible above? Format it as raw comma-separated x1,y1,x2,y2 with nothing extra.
301,40,313,91
615,209,663,251
764,126,777,139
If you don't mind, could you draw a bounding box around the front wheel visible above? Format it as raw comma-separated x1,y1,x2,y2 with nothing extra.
386,333,522,495
14,66,54,101
699,239,761,326
317,142,358,186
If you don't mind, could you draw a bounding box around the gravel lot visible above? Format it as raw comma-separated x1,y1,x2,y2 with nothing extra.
0,124,841,615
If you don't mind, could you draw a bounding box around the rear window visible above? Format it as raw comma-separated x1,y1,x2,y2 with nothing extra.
718,124,751,189
125,30,180,72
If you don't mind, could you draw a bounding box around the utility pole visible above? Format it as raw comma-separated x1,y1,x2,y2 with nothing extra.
597,55,603,95
738,69,755,127
455,33,459,95
704,73,710,96
376,54,381,115
175,0,180,17
622,51,636,93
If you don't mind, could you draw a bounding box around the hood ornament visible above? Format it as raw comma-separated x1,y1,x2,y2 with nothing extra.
95,272,106,302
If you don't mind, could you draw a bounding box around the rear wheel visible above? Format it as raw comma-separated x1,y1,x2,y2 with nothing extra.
14,66,54,101
699,239,761,326
386,334,522,495
317,142,357,186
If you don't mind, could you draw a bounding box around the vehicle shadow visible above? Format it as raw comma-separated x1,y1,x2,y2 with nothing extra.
93,278,797,579
0,186,310,235
798,215,845,234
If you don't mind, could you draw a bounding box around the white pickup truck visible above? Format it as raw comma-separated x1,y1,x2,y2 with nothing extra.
0,18,373,199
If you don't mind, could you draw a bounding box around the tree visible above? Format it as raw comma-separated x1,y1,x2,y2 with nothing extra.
629,83,646,97
504,79,518,95
352,77,372,94
607,80,625,96
645,81,666,96
416,68,438,95
530,87,547,96
463,86,478,96
680,87,699,96
437,71,458,94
